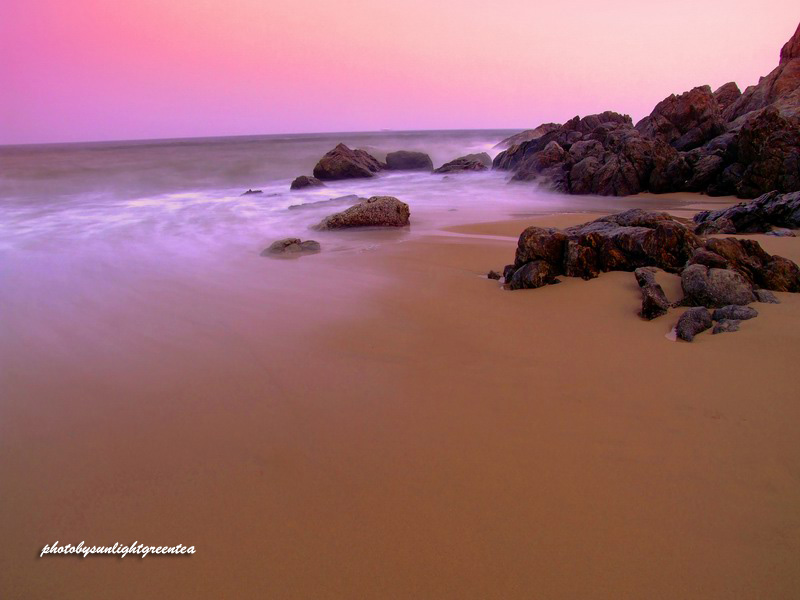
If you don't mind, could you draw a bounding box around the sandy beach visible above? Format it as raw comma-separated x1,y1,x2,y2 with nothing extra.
2,193,800,598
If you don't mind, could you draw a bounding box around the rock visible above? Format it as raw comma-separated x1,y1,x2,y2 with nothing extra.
290,176,325,190
288,194,361,211
711,305,758,321
703,237,800,292
635,268,670,320
487,270,502,280
506,260,559,290
712,319,741,334
734,108,800,197
755,289,780,303
314,196,410,230
312,143,384,180
385,151,433,171
694,192,800,233
688,247,729,269
676,307,712,341
680,264,756,307
713,82,742,112
261,238,321,257
766,228,797,237
635,85,725,151
494,123,561,149
241,189,263,195
434,153,492,174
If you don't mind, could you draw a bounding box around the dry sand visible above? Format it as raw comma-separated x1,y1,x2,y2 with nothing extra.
2,205,800,598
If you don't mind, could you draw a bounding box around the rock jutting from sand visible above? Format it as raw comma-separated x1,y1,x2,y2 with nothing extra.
434,153,492,174
261,238,321,257
755,289,780,303
385,151,433,171
693,190,800,234
676,307,713,342
312,143,384,180
496,208,800,341
314,196,410,230
712,319,742,334
290,175,325,190
492,22,800,198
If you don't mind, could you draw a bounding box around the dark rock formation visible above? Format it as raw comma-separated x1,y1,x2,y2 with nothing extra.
261,238,321,257
434,153,492,174
635,85,725,151
634,267,670,320
385,151,433,171
712,305,758,321
694,190,800,233
494,123,561,149
314,196,410,230
767,228,797,237
242,189,263,195
703,237,800,292
755,289,780,303
676,307,712,341
487,270,502,280
290,176,325,190
712,319,741,334
312,144,384,180
504,209,700,285
680,264,756,308
506,260,560,290
493,23,800,198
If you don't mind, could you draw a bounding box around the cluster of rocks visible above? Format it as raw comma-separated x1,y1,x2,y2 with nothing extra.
492,23,800,198
693,190,800,233
287,144,495,188
493,208,798,342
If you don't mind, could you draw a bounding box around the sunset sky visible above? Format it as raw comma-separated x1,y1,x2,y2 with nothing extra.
1,0,797,144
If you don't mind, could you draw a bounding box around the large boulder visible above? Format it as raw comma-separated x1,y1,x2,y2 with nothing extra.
314,196,410,230
635,85,725,151
494,123,561,149
434,153,492,174
694,190,800,233
312,143,384,180
680,264,756,307
385,151,433,171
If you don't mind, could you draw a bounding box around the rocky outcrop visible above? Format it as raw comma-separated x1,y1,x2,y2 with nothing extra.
702,237,800,292
676,308,712,341
493,23,800,198
314,196,410,230
385,151,433,171
635,85,725,151
694,190,800,233
504,210,700,287
312,144,384,180
290,175,325,190
494,123,561,149
261,238,321,257
434,153,492,174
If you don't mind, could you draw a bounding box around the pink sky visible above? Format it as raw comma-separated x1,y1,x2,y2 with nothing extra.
1,0,798,144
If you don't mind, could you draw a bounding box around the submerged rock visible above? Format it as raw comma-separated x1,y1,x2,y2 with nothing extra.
676,307,712,341
290,175,325,190
312,143,384,180
385,151,433,171
314,196,410,230
434,153,492,174
242,189,263,195
261,238,321,257
288,194,361,211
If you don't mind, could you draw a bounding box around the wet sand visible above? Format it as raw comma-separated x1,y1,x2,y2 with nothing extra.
2,200,800,598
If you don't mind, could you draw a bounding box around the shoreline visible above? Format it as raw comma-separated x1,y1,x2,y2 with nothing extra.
3,195,800,598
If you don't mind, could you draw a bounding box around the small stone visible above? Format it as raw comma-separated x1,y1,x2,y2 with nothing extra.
290,176,325,190
261,238,321,257
487,270,502,280
676,307,712,341
754,289,780,304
